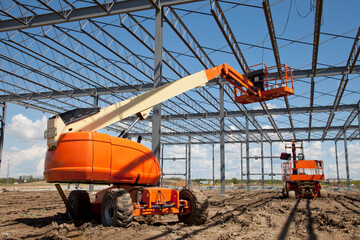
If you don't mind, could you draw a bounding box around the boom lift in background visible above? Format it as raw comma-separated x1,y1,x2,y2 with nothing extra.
280,141,327,199
44,63,294,227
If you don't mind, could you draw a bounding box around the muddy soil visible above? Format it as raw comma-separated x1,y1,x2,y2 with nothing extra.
0,187,359,240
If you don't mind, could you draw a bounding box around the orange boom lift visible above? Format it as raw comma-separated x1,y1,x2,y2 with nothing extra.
44,63,293,227
280,141,327,199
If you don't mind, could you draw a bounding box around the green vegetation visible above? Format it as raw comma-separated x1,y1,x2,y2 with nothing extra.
0,175,44,184
191,178,283,186
189,178,360,187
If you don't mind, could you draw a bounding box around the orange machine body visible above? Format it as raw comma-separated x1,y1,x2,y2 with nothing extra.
282,160,325,182
44,132,160,185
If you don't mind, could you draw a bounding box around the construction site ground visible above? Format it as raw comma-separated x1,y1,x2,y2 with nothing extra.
1,183,360,240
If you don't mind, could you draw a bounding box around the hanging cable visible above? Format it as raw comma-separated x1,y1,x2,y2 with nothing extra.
295,0,315,18
277,0,293,36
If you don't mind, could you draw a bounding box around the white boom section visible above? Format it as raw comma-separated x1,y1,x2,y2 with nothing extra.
45,70,210,149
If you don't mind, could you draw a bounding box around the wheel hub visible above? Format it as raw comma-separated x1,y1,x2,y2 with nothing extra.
104,200,114,225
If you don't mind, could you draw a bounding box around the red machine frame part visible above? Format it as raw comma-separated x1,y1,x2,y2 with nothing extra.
236,63,294,104
204,63,294,104
56,184,208,227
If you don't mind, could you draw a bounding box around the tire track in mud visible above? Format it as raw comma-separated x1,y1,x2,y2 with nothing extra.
1,189,360,240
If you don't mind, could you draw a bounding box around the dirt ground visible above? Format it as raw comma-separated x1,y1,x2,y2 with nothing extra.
1,186,360,240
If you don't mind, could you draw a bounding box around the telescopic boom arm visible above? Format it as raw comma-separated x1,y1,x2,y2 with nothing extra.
44,63,292,149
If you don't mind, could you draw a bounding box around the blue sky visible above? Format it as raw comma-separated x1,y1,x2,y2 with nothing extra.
0,0,359,180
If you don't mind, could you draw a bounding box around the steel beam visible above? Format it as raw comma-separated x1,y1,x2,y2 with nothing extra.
334,100,360,142
162,136,360,145
1,65,358,102
322,27,360,141
0,0,203,32
210,0,248,73
262,0,295,139
309,0,323,141
163,6,267,144
131,125,359,137
210,0,281,142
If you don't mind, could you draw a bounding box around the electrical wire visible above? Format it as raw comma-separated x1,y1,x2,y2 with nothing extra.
294,0,315,18
277,0,293,36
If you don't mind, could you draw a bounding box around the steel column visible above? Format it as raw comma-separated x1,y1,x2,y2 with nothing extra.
188,136,191,187
152,0,163,170
343,131,350,190
212,143,215,188
220,82,225,195
270,142,273,188
0,102,6,170
89,95,99,192
161,144,164,186
185,144,188,188
246,115,250,192
335,141,340,190
241,142,243,188
261,135,264,189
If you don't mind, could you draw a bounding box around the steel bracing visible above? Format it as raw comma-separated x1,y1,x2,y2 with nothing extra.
0,0,359,190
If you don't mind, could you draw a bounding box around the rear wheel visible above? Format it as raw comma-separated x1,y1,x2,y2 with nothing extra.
67,190,91,225
101,188,133,227
178,188,209,225
288,190,296,199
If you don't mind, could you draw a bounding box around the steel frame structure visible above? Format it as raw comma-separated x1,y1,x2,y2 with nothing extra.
0,0,359,193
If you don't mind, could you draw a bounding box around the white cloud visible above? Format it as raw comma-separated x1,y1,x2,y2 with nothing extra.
252,103,277,110
1,144,47,178
7,114,47,142
303,141,324,160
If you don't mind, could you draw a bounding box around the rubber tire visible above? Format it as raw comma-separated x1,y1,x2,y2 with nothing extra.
101,188,133,228
67,190,91,225
282,188,288,198
319,189,328,198
288,190,296,199
178,188,209,225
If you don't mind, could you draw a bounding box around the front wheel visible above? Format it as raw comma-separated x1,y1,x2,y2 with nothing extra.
67,190,91,225
319,189,328,198
288,190,296,199
178,188,209,225
101,188,133,228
